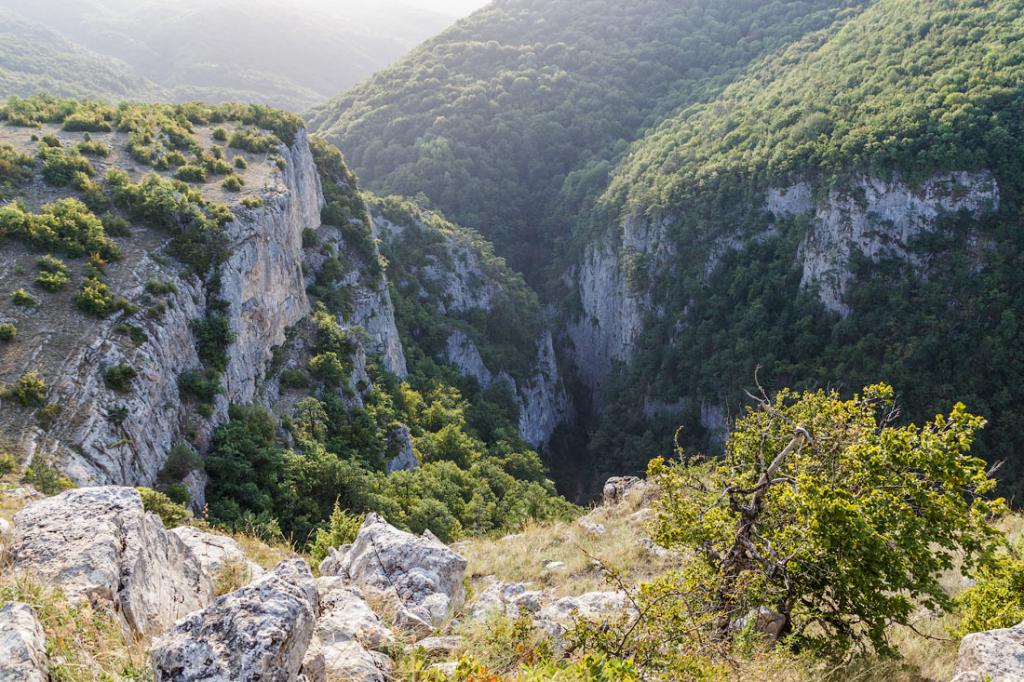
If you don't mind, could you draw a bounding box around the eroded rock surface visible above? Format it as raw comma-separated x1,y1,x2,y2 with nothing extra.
170,525,264,585
952,619,1024,682
0,602,47,682
10,487,211,636
151,559,317,682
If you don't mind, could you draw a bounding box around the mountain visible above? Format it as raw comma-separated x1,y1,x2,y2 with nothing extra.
0,8,164,101
308,0,869,280
0,96,571,549
313,0,1024,498
0,0,458,111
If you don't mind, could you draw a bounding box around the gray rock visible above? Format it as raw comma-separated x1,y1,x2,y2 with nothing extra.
0,602,47,682
385,423,419,473
469,578,544,620
316,578,394,651
578,519,606,535
540,591,634,625
319,640,393,682
409,635,463,657
602,476,650,505
952,619,1024,682
323,513,467,632
10,487,212,637
731,607,788,642
151,559,318,682
170,525,264,586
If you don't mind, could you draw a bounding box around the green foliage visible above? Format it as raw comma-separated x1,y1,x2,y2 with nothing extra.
23,455,74,495
178,368,223,408
308,351,347,385
308,501,364,564
597,384,1004,670
9,371,47,407
279,368,310,390
241,195,263,209
228,127,279,153
144,279,177,296
221,173,243,191
103,362,137,393
211,127,228,142
193,308,237,373
173,163,207,183
0,198,120,260
11,288,37,307
137,487,190,527
0,143,33,198
75,135,109,157
0,452,18,477
74,276,128,318
309,0,863,280
0,322,16,342
160,443,203,483
954,551,1024,637
35,255,70,292
233,156,248,170
38,143,94,186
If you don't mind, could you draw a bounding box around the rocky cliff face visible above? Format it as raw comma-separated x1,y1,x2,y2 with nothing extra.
18,132,323,494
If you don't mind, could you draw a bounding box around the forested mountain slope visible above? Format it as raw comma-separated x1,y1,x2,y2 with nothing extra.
578,0,1024,494
308,0,868,279
0,0,457,111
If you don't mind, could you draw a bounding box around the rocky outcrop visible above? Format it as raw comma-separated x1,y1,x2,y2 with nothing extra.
602,476,651,505
170,526,264,586
568,215,673,396
469,578,545,620
951,619,1024,682
320,513,467,634
10,487,212,637
22,130,324,496
385,423,418,473
314,577,395,682
0,602,48,682
791,171,999,315
151,560,317,682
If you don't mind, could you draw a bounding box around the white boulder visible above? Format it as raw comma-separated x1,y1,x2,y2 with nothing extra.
10,487,212,636
952,619,1024,682
170,525,264,585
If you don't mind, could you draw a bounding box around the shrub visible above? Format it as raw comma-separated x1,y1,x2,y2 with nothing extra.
36,402,62,428
302,228,319,248
35,256,71,291
179,368,223,406
103,363,137,393
137,487,190,527
954,553,1024,637
74,277,124,318
174,164,207,183
0,323,16,342
145,279,178,296
222,174,244,192
9,371,47,406
233,156,248,170
100,213,132,237
279,368,309,389
0,198,120,260
11,288,37,307
308,501,364,564
76,136,110,157
38,145,95,186
229,128,279,153
114,323,147,345
161,443,203,482
0,452,18,476
241,196,263,209
23,456,74,495
309,352,347,385
212,127,228,142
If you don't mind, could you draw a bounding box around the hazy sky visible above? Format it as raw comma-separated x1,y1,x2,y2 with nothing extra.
402,0,490,17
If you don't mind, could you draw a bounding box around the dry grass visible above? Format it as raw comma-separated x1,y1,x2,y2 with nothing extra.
457,488,675,600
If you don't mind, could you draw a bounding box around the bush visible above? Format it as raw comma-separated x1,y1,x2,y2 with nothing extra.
0,198,120,260
309,352,347,385
103,363,137,393
308,501,364,564
145,279,178,296
302,227,319,248
23,456,74,495
11,288,37,307
74,277,126,318
222,174,244,191
0,452,18,476
233,156,248,170
137,487,190,527
76,136,110,157
241,196,263,208
279,368,310,389
174,164,207,183
179,368,223,406
161,443,203,482
212,127,228,142
954,553,1024,637
38,145,94,186
35,257,71,291
0,323,16,342
229,128,279,153
9,371,47,406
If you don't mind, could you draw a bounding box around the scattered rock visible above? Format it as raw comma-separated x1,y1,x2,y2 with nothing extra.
952,619,1024,682
639,537,675,559
10,487,212,637
323,513,467,631
0,517,10,537
469,578,544,620
540,591,634,625
731,607,788,642
170,525,264,585
409,635,463,657
431,661,459,677
150,560,318,682
602,476,652,505
544,560,567,572
318,544,351,577
578,519,606,535
0,602,47,682
319,640,393,682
